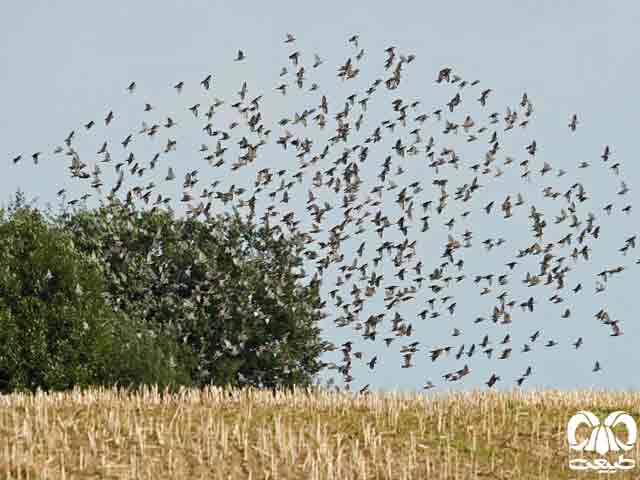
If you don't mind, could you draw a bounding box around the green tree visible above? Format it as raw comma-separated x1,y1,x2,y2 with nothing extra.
0,197,191,394
59,201,329,389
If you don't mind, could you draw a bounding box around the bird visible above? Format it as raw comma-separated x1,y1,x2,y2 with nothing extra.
367,356,377,370
401,353,413,369
569,114,578,131
122,134,132,149
189,104,201,117
486,373,500,387
201,74,212,90
12,35,632,395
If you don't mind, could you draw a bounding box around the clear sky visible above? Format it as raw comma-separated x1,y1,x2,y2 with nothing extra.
2,1,640,393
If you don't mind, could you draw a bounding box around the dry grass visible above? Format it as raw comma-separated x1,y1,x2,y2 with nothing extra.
0,386,639,479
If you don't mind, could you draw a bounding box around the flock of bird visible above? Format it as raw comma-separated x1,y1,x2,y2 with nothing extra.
9,33,636,392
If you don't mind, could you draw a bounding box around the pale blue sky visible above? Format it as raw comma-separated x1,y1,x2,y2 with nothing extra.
2,1,640,392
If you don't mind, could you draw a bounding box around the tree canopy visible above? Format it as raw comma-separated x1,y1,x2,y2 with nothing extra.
0,194,328,393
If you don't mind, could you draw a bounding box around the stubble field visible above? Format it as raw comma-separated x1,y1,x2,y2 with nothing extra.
0,386,638,479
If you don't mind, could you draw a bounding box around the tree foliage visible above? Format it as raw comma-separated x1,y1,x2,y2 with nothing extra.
0,193,328,393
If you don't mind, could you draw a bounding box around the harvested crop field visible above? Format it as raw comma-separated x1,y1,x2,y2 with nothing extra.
1,386,639,479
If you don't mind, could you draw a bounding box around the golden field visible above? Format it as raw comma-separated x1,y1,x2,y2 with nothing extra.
0,386,639,479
